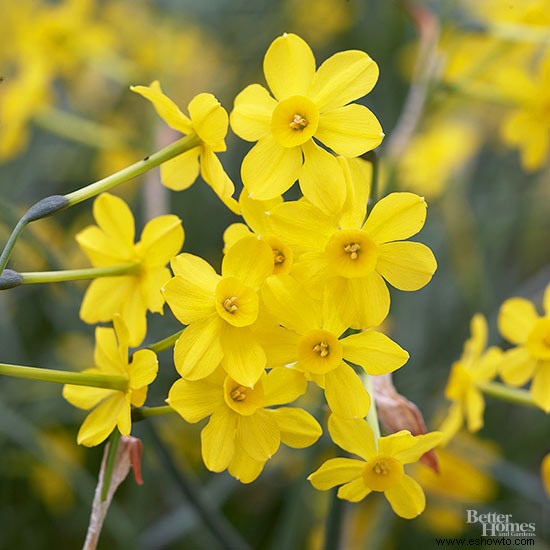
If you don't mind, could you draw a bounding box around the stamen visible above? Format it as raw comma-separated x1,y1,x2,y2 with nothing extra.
230,386,248,401
289,114,308,130
344,242,361,260
313,341,330,357
373,462,388,476
223,296,238,313
273,249,285,265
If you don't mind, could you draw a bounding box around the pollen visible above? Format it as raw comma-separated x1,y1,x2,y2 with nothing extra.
290,114,308,130
313,341,330,357
230,386,248,401
344,242,361,260
273,248,286,265
223,296,238,313
373,462,388,475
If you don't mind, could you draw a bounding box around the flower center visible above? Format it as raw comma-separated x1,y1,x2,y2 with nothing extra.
273,249,286,265
215,277,259,327
362,456,404,491
312,341,330,357
223,296,239,313
326,229,378,278
230,385,248,401
297,329,343,374
289,114,308,130
263,235,294,275
223,376,264,415
344,242,361,260
271,95,319,148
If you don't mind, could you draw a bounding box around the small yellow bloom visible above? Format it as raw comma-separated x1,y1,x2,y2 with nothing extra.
498,283,550,412
167,367,322,483
230,33,383,214
63,316,158,447
131,81,239,212
441,315,502,442
308,415,442,519
77,192,184,346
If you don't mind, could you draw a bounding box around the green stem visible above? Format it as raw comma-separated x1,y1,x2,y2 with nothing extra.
0,216,29,277
65,134,201,206
102,431,122,501
132,405,175,423
19,263,139,284
364,374,381,441
145,329,184,354
0,363,128,391
477,382,537,408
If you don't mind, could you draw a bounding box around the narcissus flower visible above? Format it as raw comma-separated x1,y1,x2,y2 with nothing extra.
308,415,442,518
270,192,437,328
131,81,239,212
63,316,158,447
77,192,184,346
441,315,502,441
259,275,409,418
230,33,383,214
163,236,274,387
498,284,550,412
167,366,322,483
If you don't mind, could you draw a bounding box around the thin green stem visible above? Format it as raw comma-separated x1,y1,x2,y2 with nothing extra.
132,405,175,423
19,263,139,284
64,134,201,206
364,374,381,441
145,329,184,354
0,363,128,391
0,217,29,276
102,431,122,501
477,382,537,408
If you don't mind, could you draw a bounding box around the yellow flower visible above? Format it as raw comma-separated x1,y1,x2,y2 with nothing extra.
167,366,322,483
308,415,442,518
230,33,383,214
441,315,502,442
77,192,184,346
162,236,274,387
542,453,550,497
270,192,437,329
498,283,550,412
259,275,409,418
63,316,158,447
131,81,239,212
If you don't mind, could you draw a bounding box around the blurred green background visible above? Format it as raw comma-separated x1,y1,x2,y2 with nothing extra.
0,0,548,548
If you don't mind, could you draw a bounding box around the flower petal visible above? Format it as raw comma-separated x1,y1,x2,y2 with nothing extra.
230,84,276,141
338,157,372,230
263,367,307,407
222,236,274,289
241,136,302,199
63,381,115,411
392,432,443,464
238,410,280,461
171,252,220,286
337,477,372,502
200,148,235,200
531,362,550,412
94,326,125,374
328,414,377,460
324,363,370,418
228,441,266,483
267,407,322,448
342,330,409,375
362,193,427,244
129,349,158,389
465,387,485,433
77,394,126,447
167,377,224,423
93,193,135,254
309,50,379,112
163,274,216,325
376,241,437,291
498,297,539,345
201,409,237,472
384,475,425,519
499,347,537,386
120,281,148,347
76,225,132,266
141,267,170,313
263,33,316,100
188,93,228,146
308,457,365,490
137,215,184,267
160,147,200,191
80,277,133,324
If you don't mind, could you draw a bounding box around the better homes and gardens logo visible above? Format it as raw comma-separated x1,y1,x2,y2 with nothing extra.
467,510,536,537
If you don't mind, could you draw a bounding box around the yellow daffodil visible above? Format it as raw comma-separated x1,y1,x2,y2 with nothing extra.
131,81,239,212
230,33,383,214
77,192,184,346
167,366,322,483
270,192,437,329
259,275,409,418
542,453,550,497
441,315,502,441
63,316,158,447
498,284,550,412
162,236,274,387
308,415,442,519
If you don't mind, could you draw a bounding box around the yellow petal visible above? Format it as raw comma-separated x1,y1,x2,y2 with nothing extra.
163,275,216,325
338,156,372,230
188,93,228,146
200,148,235,199
392,432,443,464
309,50,379,112
263,33,316,100
93,193,135,254
220,325,266,387
230,84,275,141
267,407,322,448
342,330,409,375
222,236,274,289
223,223,252,253
328,414,377,460
141,267,171,314
76,225,132,267
308,457,365,490
160,147,200,191
120,282,148,347
94,326,125,374
499,347,537,386
320,284,348,337
498,297,539,345
201,409,237,472
263,367,307,407
137,215,184,267
337,478,372,502
292,252,332,295
376,241,437,291
316,104,383,157
129,349,158,390
228,441,266,483
117,402,132,436
325,363,370,418
77,394,125,447
171,252,220,286
167,378,224,423
362,193,427,245
531,362,550,412
63,381,115,410
544,284,550,316
173,316,224,380
131,81,193,134
239,193,282,235
542,453,550,497
237,410,280,461
438,403,463,446
384,475,425,519
300,139,346,215
241,136,302,199
254,323,300,368
465,387,485,432
475,347,502,383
